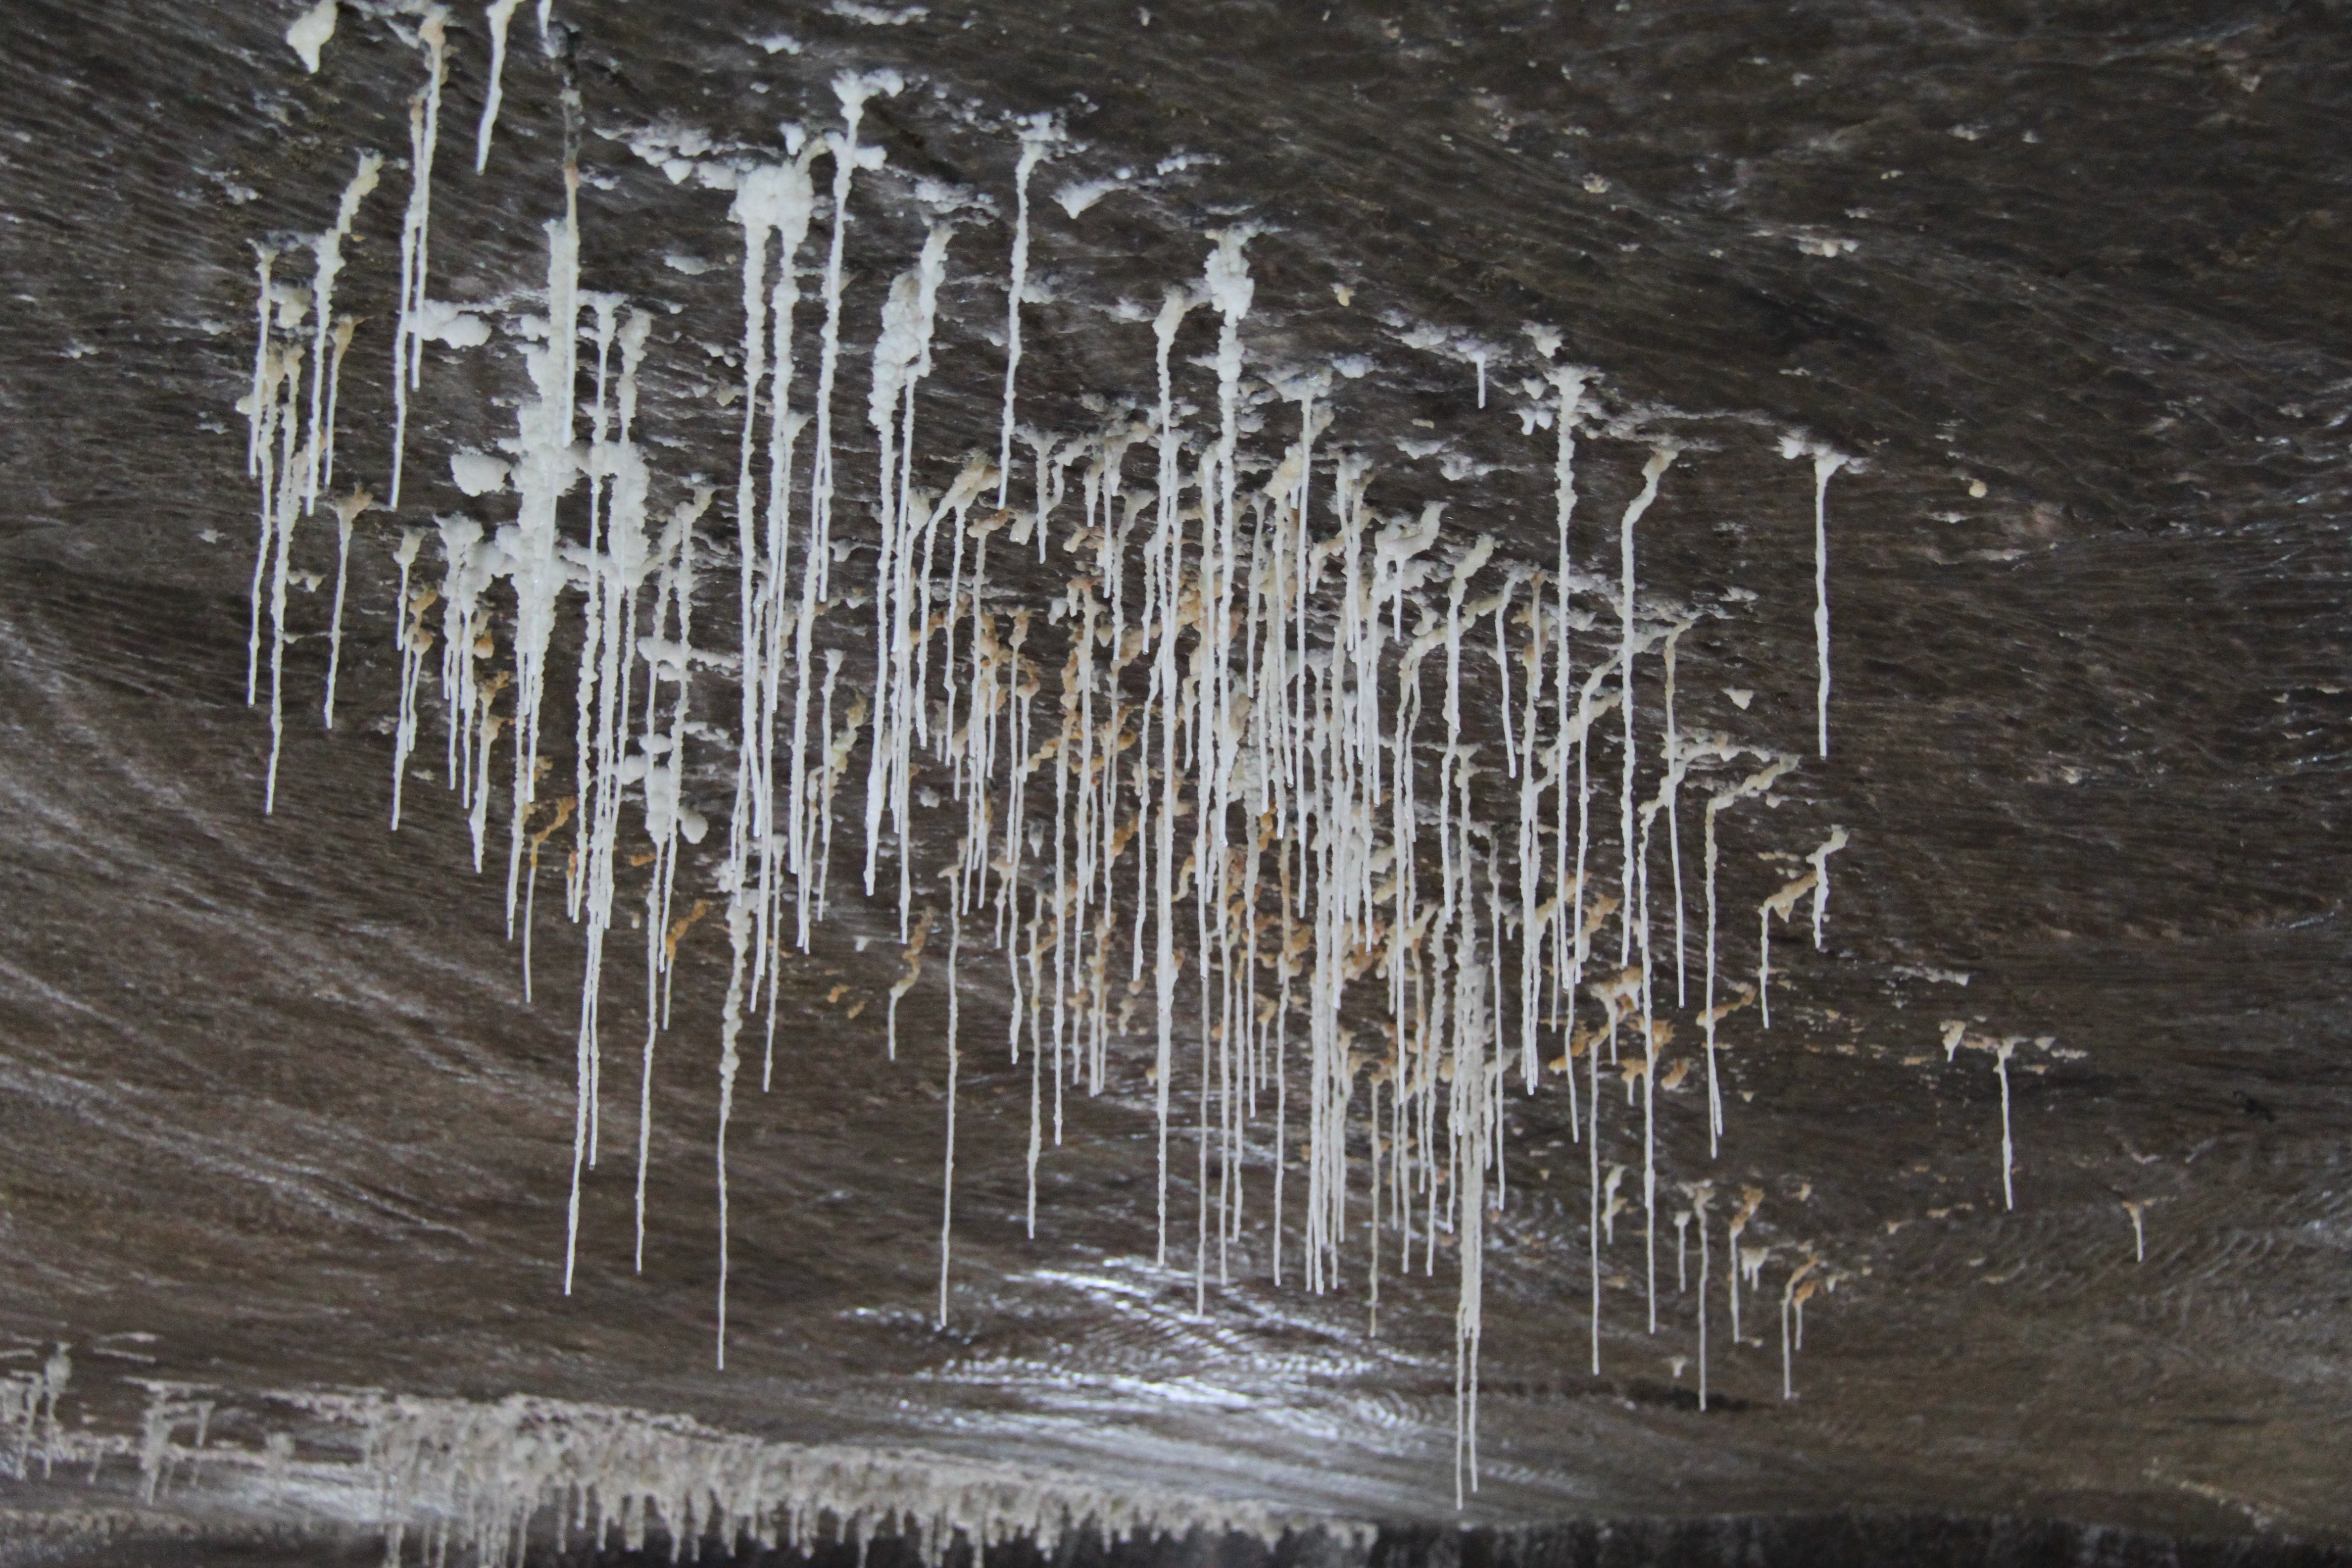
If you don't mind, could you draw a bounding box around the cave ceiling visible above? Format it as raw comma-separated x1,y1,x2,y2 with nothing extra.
1,0,2350,1556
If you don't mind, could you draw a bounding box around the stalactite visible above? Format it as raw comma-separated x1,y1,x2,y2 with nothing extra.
1659,620,1695,1005
1993,1037,2017,1210
504,194,584,952
321,478,372,729
519,794,573,1001
1757,868,1817,1029
1942,1022,2044,1211
1777,436,1853,758
996,118,1057,509
1725,1185,1761,1346
242,244,278,484
319,313,359,497
1806,825,1849,949
1683,1180,1714,1410
887,907,935,1063
714,901,751,1368
619,488,713,1268
302,151,383,515
1452,956,1493,1510
1701,755,1794,1149
1149,285,1194,1268
1779,1253,1818,1400
790,71,900,951
261,417,311,815
474,0,524,174
388,7,447,509
939,897,961,1327
389,526,430,828
1615,448,1675,1001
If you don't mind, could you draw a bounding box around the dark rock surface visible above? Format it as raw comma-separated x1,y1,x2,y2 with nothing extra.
1,0,2350,1558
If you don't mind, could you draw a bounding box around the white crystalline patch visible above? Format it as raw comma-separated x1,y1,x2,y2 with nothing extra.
618,122,717,183
752,31,803,52
1396,321,1454,354
286,0,337,73
830,0,927,19
1724,687,1754,708
1795,235,1861,257
1054,179,1124,218
911,176,980,211
411,299,489,347
450,450,512,495
662,252,714,274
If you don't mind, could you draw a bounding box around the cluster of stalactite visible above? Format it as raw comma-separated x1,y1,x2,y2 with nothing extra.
240,7,1869,1506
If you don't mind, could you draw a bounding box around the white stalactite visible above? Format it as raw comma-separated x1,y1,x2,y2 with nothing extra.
715,900,750,1367
996,118,1056,509
474,0,523,174
1779,435,1852,758
390,10,448,508
303,150,383,513
940,897,961,1326
1701,754,1792,1149
1942,1022,2046,1211
1807,825,1848,950
321,475,371,728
